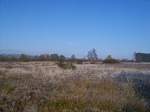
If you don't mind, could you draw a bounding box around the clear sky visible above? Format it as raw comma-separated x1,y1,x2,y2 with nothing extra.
0,0,150,59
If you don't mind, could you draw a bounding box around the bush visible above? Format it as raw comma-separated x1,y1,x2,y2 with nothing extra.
103,58,119,64
76,59,83,64
19,54,31,62
103,55,119,64
57,62,76,70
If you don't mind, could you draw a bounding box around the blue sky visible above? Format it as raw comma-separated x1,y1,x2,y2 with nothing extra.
0,0,150,59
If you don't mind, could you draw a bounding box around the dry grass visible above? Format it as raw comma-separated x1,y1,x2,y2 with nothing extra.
0,62,150,112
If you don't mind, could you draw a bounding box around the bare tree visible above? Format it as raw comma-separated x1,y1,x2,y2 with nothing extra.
87,48,98,63
71,54,76,62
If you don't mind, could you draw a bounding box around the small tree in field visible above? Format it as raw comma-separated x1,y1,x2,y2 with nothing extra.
87,48,98,63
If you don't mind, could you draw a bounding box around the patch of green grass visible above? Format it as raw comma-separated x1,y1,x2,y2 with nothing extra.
0,82,15,94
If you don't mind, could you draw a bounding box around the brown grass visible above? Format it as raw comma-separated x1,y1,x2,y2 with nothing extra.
0,62,149,112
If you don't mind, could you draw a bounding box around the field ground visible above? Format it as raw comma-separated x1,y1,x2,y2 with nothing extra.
0,62,150,112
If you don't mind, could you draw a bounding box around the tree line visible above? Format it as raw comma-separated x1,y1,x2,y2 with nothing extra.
0,48,122,63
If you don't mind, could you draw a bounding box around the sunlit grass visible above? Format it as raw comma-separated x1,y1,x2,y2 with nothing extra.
0,62,149,112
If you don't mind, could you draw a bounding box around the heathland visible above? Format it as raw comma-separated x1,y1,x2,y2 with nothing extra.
0,62,150,112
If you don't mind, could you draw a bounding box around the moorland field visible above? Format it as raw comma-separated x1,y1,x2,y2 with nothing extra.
0,62,150,112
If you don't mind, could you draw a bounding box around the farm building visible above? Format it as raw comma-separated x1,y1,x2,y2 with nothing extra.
135,53,150,62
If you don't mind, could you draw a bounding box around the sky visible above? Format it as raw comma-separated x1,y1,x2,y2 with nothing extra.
0,0,150,59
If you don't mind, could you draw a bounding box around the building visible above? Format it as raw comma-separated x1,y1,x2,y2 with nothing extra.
135,53,150,62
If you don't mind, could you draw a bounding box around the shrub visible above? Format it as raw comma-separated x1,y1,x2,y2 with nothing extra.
103,55,119,64
19,54,31,62
103,58,119,64
57,62,76,70
76,59,83,64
